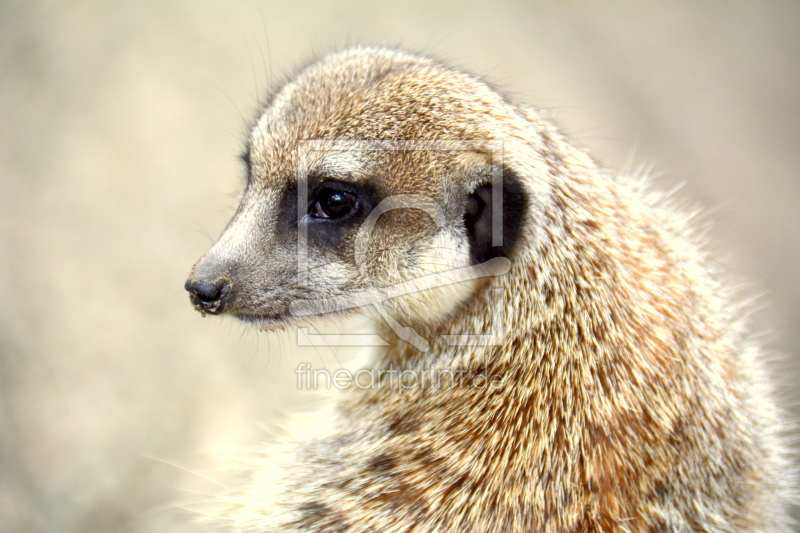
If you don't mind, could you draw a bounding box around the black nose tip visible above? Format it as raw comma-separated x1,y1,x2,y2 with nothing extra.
185,277,231,315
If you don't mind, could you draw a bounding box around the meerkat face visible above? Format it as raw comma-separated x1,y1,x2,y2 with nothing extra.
185,48,528,334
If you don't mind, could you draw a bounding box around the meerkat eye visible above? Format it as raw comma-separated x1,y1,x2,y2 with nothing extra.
310,188,357,219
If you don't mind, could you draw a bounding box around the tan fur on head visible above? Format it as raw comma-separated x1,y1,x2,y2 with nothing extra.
186,46,795,532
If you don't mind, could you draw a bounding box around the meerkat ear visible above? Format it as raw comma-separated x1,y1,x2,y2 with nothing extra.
464,166,528,264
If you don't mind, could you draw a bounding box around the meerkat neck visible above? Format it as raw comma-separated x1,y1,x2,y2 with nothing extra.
362,166,723,460
371,270,530,373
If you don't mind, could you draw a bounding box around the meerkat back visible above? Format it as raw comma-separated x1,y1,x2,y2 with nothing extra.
185,47,795,532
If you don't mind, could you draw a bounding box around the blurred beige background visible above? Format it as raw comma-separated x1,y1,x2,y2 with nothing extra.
1,2,798,531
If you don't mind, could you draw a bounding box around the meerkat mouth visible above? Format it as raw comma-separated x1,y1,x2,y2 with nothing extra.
230,307,290,330
231,305,361,332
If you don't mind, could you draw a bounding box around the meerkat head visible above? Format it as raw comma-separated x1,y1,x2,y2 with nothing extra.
185,47,535,336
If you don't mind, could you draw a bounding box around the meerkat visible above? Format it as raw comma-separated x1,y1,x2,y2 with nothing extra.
185,47,794,532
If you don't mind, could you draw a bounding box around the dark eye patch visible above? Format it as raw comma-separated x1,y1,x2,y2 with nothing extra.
273,178,379,252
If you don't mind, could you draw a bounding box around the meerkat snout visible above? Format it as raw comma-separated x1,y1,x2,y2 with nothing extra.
185,274,231,315
186,243,239,315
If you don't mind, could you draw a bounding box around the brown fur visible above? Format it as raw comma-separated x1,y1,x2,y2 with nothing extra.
187,47,793,532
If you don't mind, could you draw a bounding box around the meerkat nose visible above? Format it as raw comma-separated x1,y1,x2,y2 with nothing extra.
185,276,231,315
